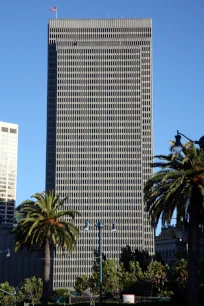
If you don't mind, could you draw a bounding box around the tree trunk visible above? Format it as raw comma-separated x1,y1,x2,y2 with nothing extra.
42,239,51,306
188,199,200,306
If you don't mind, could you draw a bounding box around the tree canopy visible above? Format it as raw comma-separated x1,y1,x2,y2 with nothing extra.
13,190,80,306
14,190,80,251
144,141,204,306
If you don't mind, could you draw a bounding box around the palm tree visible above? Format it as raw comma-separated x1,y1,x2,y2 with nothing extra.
13,190,80,306
144,141,204,306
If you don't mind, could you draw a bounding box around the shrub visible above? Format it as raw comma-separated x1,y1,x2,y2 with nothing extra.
159,290,174,297
53,288,70,298
0,282,16,306
17,276,42,306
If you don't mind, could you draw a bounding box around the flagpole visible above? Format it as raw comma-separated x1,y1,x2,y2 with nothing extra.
56,7,57,19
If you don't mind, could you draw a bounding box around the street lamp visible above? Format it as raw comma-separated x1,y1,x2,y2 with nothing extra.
84,220,116,306
173,130,204,153
84,220,89,232
96,220,103,306
0,249,10,258
111,222,116,233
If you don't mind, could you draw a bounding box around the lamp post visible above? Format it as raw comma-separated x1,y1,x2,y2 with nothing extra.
0,250,12,303
84,220,116,306
174,130,204,153
0,249,10,258
97,221,103,306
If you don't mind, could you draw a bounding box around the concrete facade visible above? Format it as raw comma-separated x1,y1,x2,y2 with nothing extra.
46,18,154,289
155,225,204,264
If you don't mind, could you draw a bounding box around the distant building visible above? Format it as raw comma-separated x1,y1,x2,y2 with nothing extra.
0,224,43,286
155,225,204,264
0,122,18,223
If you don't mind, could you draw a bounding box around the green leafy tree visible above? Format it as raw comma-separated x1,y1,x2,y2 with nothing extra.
0,282,15,306
54,289,70,304
92,249,107,273
119,245,134,272
53,288,70,299
120,246,152,272
134,249,152,272
91,259,143,297
175,258,188,289
103,259,123,297
144,142,204,306
88,272,99,296
74,275,89,296
87,273,99,306
93,249,107,262
17,277,42,306
144,261,167,295
13,190,80,306
120,261,144,293
75,260,124,301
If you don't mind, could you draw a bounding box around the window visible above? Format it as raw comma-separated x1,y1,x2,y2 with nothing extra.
10,129,17,134
1,127,8,132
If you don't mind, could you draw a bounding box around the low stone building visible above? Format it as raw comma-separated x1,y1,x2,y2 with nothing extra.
155,225,204,265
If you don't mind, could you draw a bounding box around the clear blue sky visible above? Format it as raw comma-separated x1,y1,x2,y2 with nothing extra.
1,0,204,233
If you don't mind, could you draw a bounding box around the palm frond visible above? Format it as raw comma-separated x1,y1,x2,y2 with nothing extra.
144,142,204,229
56,210,81,219
13,190,80,252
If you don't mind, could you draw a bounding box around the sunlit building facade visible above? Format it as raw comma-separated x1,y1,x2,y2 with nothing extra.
0,122,18,223
46,18,154,289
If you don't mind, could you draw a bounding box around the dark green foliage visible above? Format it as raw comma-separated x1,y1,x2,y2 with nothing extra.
119,245,134,272
144,142,204,306
0,282,15,306
17,276,43,305
144,142,204,228
92,249,107,273
120,245,153,272
134,249,152,272
144,261,168,296
52,288,70,298
175,259,188,290
74,275,89,296
93,249,107,262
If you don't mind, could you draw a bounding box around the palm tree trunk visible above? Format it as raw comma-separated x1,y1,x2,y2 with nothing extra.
188,200,200,306
42,239,51,306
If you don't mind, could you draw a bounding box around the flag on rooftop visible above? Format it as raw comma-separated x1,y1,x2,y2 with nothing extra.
50,7,57,12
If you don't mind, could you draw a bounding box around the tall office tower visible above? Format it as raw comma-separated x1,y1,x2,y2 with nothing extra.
46,19,154,289
0,122,18,223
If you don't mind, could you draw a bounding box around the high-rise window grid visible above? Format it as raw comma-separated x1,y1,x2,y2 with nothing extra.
0,122,18,223
46,19,154,289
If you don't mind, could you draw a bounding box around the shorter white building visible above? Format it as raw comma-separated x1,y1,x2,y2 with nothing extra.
0,121,18,223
